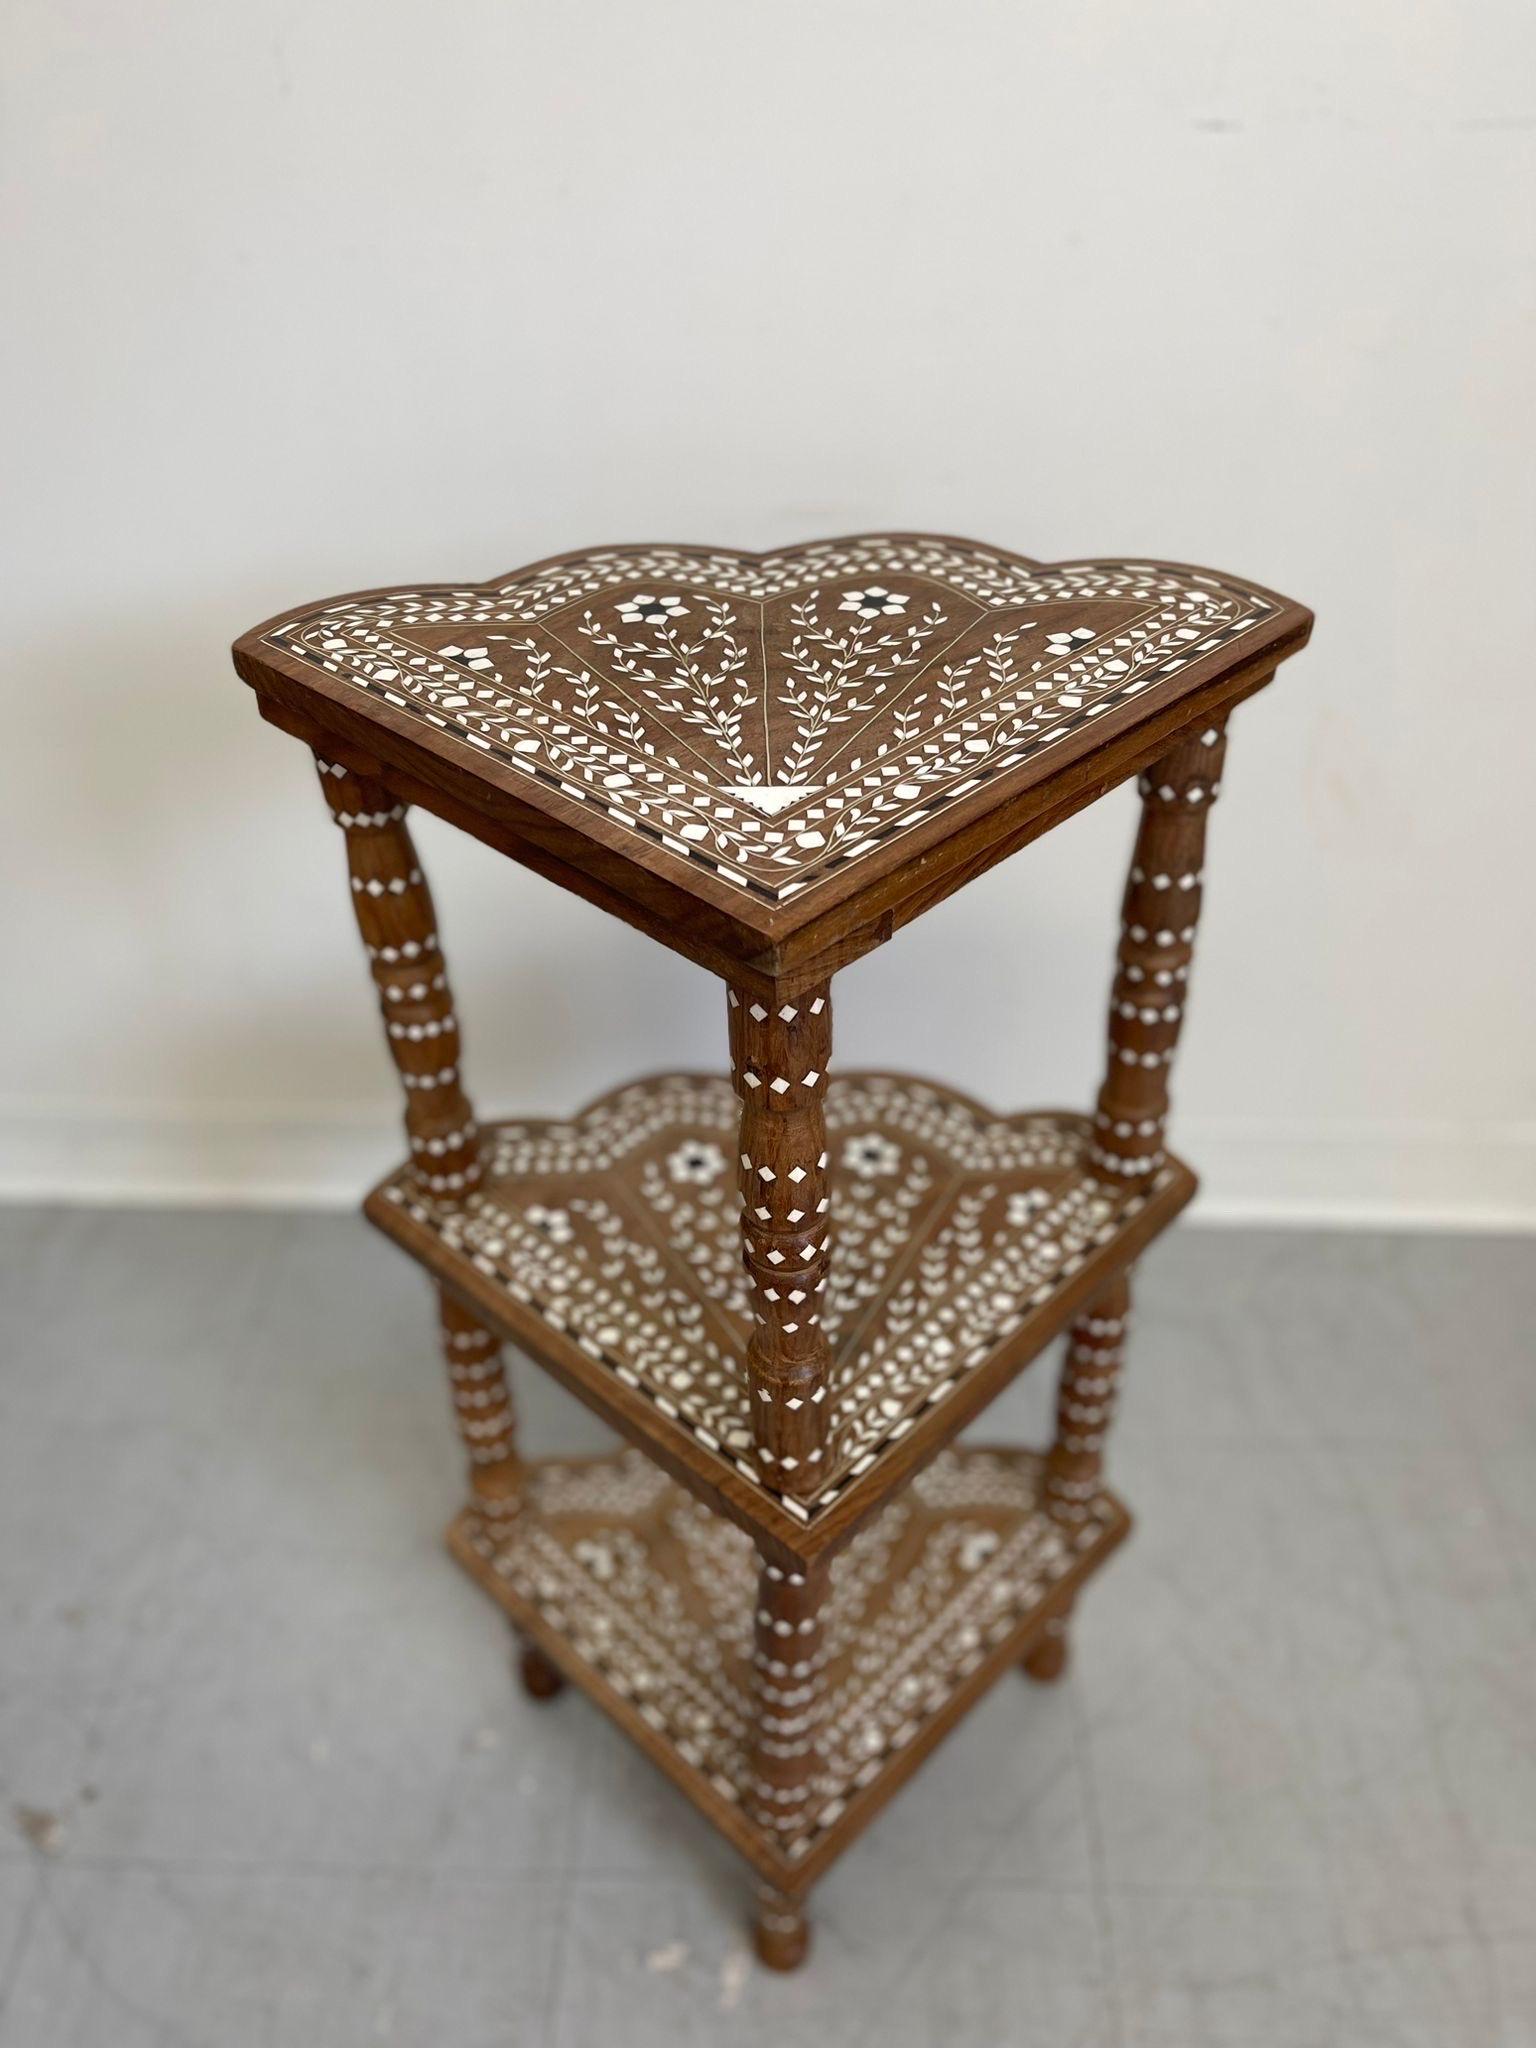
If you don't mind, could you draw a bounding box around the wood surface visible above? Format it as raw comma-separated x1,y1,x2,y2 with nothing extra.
362,1078,1195,1566
1043,1273,1133,1529
747,1556,829,1852
315,754,482,1197
436,1289,521,1547
235,536,1311,989
1091,723,1229,1187
234,532,1311,1969
445,1443,1128,1895
728,983,835,1497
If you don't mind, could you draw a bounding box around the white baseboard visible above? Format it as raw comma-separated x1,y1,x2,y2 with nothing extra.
1174,1117,1536,1231
0,1103,1532,1231
0,1105,400,1211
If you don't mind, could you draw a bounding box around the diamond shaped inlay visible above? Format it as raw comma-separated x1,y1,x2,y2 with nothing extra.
371,1072,1193,1523
255,536,1281,910
449,1444,1126,1867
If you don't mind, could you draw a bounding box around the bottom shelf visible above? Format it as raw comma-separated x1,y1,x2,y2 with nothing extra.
449,1442,1129,1890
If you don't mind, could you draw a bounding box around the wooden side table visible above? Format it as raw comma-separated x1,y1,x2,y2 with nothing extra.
233,533,1311,1971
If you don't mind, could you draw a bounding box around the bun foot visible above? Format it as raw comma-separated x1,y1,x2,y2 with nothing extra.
753,1885,810,1971
1021,1614,1071,1684
515,1637,566,1702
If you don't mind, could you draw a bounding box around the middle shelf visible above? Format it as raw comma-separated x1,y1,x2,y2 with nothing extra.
369,1071,1192,1557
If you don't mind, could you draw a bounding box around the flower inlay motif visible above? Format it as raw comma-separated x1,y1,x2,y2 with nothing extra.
375,1072,1180,1523
262,536,1278,907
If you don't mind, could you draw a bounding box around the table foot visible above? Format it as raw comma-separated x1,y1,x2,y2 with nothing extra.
753,1885,810,1971
515,1635,566,1702
1021,1613,1071,1684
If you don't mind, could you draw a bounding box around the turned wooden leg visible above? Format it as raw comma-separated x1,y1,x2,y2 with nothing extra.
1021,1602,1074,1683
438,1290,521,1547
753,1881,811,1971
1042,1273,1131,1527
747,1554,827,1866
317,753,511,1532
728,983,833,1499
314,752,482,1197
1090,721,1227,1187
513,1632,566,1702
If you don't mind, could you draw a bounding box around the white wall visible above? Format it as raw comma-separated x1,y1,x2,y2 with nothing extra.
4,0,1533,1225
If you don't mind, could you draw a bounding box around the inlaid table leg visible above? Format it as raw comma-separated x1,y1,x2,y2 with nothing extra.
1042,1274,1130,1527
314,752,482,1198
314,753,526,1548
1026,1273,1131,1680
1021,1602,1075,1685
514,1637,566,1702
728,982,834,1499
754,1882,811,1973
1089,721,1228,1187
746,1554,827,1969
438,1289,522,1549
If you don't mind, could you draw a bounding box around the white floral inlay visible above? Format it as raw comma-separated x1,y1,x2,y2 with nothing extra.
668,1138,726,1185
1045,626,1096,657
526,1203,574,1244
839,585,910,619
617,592,688,626
843,1132,900,1177
573,1536,618,1581
269,538,1277,907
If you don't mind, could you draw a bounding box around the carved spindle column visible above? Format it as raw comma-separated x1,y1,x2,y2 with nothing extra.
314,755,481,1201
754,1881,812,1973
747,1553,826,1965
1042,1273,1130,1529
438,1289,522,1548
728,983,833,1497
1021,1600,1075,1685
1089,721,1228,1187
316,756,522,1527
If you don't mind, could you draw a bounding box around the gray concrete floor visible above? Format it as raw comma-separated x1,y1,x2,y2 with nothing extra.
1,1208,1533,2047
